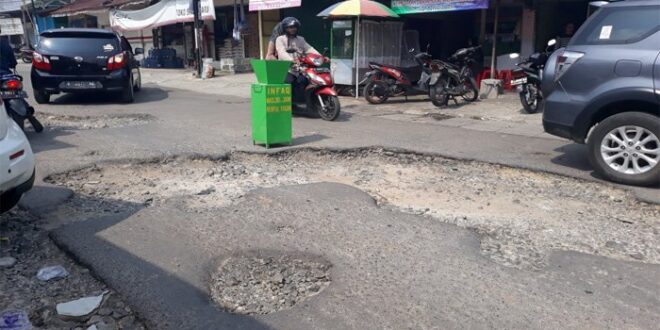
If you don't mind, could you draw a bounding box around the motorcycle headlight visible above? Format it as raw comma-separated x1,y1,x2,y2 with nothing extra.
312,57,324,67
307,72,327,86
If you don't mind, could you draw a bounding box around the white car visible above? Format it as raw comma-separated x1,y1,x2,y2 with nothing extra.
0,99,35,213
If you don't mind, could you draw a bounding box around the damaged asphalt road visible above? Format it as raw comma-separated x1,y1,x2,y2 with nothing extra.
50,183,659,329
7,67,659,329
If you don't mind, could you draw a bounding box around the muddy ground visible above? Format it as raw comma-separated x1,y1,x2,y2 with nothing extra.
45,149,660,270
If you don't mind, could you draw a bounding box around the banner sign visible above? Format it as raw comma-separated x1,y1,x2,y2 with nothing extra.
249,0,301,12
0,18,23,36
391,0,489,14
110,0,215,32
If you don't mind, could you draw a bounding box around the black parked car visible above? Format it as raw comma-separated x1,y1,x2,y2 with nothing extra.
542,0,660,186
31,28,143,104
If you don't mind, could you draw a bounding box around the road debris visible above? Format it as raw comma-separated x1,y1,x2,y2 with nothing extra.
0,256,17,268
36,265,69,281
56,291,107,319
0,309,32,330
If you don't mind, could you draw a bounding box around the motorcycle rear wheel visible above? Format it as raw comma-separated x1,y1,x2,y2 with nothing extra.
461,77,479,102
364,80,390,104
316,95,341,121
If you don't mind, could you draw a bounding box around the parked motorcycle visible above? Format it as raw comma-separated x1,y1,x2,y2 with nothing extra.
362,47,441,104
509,39,557,114
429,46,481,107
19,45,34,64
1,71,44,133
286,48,341,121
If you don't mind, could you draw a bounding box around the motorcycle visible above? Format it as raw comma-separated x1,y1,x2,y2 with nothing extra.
509,39,557,114
286,48,341,121
1,70,44,133
20,45,33,64
362,46,441,104
429,46,481,107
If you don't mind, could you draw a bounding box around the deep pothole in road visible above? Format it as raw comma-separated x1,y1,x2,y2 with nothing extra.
209,253,331,315
37,112,156,130
45,149,660,270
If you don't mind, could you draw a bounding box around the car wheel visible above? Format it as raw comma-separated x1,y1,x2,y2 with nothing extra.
587,112,660,186
133,71,142,92
121,76,135,103
34,89,50,104
0,191,22,213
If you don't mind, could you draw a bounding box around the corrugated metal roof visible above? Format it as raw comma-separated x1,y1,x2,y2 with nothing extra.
0,0,24,13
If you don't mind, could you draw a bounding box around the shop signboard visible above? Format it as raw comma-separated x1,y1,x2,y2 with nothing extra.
391,0,489,14
110,0,215,32
249,0,301,12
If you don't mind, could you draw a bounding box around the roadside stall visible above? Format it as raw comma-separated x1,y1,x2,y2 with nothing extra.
317,0,400,98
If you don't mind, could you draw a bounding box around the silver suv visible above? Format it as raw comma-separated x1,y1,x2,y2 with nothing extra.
542,0,660,186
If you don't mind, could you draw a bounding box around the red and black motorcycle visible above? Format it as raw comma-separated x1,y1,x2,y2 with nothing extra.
362,48,441,104
287,48,341,121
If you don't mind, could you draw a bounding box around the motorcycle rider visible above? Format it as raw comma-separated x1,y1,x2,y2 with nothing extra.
274,17,319,87
0,27,18,74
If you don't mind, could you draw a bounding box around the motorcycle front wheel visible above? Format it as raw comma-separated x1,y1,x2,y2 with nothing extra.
364,80,390,104
315,95,341,121
430,79,449,107
461,77,479,102
520,85,539,114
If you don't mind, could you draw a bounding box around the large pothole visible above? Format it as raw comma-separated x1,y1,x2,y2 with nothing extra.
37,112,155,130
45,149,660,269
209,253,331,315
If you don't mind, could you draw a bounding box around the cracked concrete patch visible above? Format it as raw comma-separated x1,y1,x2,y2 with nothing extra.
37,112,156,130
44,149,660,270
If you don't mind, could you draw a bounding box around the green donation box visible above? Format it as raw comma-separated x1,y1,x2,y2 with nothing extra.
251,60,293,148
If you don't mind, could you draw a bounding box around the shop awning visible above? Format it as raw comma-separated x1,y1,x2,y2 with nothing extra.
110,0,215,32
50,0,151,16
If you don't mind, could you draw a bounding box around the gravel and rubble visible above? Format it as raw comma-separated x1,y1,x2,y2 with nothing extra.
36,113,155,131
45,149,660,270
209,254,331,315
0,209,145,330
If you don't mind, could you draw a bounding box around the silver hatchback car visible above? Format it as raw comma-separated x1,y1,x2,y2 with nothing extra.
542,0,660,186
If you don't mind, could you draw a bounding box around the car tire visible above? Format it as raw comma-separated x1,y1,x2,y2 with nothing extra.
34,89,49,104
0,191,22,213
121,76,135,103
133,71,142,92
587,112,660,186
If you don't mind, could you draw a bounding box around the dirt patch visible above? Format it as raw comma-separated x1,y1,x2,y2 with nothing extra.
209,253,331,315
45,149,660,269
0,209,145,329
37,112,155,130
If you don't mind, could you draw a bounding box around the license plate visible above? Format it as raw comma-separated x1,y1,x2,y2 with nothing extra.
315,68,331,73
61,81,101,89
510,77,527,86
0,90,27,99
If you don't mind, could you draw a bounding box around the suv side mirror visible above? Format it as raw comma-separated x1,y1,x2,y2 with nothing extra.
134,48,144,55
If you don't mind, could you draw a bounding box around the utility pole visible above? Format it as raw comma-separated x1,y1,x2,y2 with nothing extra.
192,0,202,77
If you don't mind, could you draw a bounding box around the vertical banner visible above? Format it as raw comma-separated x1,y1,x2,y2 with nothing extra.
249,0,301,12
391,0,489,14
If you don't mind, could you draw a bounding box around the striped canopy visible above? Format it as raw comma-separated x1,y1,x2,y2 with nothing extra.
317,0,399,18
